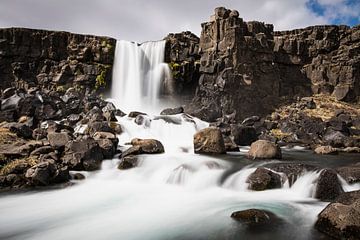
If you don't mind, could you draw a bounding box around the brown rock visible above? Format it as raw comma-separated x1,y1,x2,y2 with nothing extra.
248,140,282,159
193,127,226,154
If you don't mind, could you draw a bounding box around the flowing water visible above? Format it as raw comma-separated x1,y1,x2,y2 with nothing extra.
0,41,359,240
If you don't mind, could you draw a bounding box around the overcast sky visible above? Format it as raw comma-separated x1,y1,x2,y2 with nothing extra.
0,0,359,42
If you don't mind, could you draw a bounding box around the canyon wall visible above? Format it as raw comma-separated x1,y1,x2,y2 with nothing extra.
0,28,116,93
165,7,360,122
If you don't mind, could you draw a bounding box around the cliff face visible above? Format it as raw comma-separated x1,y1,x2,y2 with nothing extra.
274,25,360,102
171,7,360,122
0,28,116,92
164,32,201,101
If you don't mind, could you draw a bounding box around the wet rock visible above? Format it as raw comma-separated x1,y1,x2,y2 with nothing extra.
153,116,182,125
231,209,284,227
118,155,138,170
128,111,146,118
314,145,338,155
25,161,56,186
246,168,282,191
51,166,70,184
130,138,165,154
62,138,103,171
160,107,184,115
109,122,122,135
97,138,116,159
315,199,360,239
265,163,318,185
193,127,226,154
248,140,282,159
47,132,72,150
72,172,86,180
315,169,344,201
336,164,360,184
334,190,360,205
231,125,258,146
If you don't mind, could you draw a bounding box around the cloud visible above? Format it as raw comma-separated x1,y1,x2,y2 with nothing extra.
0,0,357,42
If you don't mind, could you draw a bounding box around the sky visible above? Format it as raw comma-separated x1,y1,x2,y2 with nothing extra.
0,0,359,42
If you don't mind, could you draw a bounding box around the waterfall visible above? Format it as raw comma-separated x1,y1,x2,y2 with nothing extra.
111,40,172,114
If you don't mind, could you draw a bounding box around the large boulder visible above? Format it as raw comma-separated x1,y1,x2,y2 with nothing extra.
248,140,282,159
193,127,226,154
130,138,164,154
315,199,360,239
315,169,344,201
62,139,104,171
246,168,282,191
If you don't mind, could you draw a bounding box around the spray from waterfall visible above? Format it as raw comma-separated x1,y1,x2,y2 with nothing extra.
111,40,173,114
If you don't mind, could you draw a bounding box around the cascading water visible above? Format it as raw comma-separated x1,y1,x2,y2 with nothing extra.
110,40,172,114
1,40,360,240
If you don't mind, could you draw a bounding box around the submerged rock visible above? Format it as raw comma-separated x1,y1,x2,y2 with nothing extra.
193,127,226,154
246,168,282,191
231,209,284,227
248,140,282,159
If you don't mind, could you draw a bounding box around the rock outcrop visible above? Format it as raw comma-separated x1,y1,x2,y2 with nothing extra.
0,28,115,93
174,7,359,122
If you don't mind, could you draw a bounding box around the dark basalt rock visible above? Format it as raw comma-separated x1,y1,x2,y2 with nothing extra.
231,124,258,146
246,168,282,191
160,107,184,115
128,111,147,118
118,155,138,170
231,209,284,227
62,138,104,171
47,132,72,150
315,169,344,201
265,163,318,185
